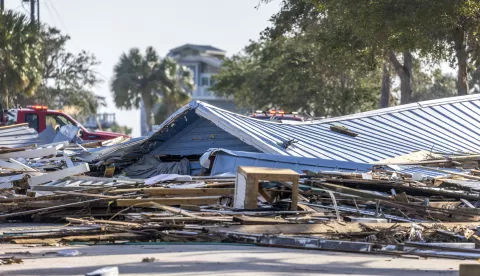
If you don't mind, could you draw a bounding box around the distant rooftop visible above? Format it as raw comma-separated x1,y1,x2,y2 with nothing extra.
168,44,226,56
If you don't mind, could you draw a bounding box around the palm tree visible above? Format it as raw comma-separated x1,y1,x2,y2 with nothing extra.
154,58,193,123
0,11,43,108
111,46,193,132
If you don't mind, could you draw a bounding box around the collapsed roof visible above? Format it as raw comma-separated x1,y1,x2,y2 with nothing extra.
83,94,480,163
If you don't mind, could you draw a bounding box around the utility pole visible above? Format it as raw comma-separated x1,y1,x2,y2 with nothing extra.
22,0,39,24
30,0,35,23
36,0,39,24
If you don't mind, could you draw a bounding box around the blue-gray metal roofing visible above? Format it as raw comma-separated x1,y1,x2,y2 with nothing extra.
393,165,468,179
193,94,480,162
0,124,41,148
209,149,373,176
149,117,259,155
84,94,480,163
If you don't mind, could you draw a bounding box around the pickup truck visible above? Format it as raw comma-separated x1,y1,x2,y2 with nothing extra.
0,105,128,141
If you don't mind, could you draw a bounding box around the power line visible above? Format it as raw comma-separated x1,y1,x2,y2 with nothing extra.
44,0,81,51
46,0,69,34
42,0,58,26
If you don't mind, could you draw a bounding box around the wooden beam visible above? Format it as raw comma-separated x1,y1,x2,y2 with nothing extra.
0,147,56,159
147,216,231,223
233,216,297,225
53,191,118,199
28,163,90,186
8,158,39,172
116,196,221,207
66,217,141,228
111,188,234,196
211,222,480,235
314,182,391,200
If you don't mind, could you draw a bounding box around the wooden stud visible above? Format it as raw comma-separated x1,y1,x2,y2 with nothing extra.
116,196,221,207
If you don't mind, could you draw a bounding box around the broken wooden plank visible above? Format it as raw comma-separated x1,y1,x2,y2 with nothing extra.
0,147,56,160
28,163,90,186
116,197,221,207
53,191,119,199
232,216,297,225
146,216,232,223
66,217,141,228
111,188,235,197
210,222,480,235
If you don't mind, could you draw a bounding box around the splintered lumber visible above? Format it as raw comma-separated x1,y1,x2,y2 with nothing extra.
0,195,128,219
137,203,202,218
232,216,297,225
314,182,391,200
28,163,90,186
53,191,119,199
66,217,141,228
116,196,221,207
210,222,480,235
0,147,56,159
110,188,235,196
315,179,480,201
147,216,232,223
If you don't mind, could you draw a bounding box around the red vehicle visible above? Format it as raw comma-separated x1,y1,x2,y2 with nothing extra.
0,105,128,141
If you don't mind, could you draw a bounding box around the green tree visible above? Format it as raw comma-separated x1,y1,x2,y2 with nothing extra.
264,0,480,99
212,32,382,117
111,47,193,132
18,27,102,117
0,10,43,108
411,63,457,102
153,58,193,123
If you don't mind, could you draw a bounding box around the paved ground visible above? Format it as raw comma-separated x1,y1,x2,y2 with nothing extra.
0,223,476,275
1,243,475,276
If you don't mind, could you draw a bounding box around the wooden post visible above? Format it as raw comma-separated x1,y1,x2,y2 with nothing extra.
234,166,299,210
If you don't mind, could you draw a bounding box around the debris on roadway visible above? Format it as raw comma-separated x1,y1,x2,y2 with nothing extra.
2,94,480,261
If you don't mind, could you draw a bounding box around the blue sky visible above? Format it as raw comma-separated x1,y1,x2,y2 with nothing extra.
5,0,282,136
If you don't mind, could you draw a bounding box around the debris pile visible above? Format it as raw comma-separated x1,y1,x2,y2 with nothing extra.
2,95,480,261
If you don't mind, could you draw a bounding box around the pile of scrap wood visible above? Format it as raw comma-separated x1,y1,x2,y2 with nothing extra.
1,162,480,260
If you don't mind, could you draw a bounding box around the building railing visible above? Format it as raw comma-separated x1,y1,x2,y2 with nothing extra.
84,113,116,129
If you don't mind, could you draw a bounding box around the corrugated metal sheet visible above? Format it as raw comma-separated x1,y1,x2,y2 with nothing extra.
84,94,480,163
392,165,468,179
209,149,373,176
194,94,480,162
0,124,41,148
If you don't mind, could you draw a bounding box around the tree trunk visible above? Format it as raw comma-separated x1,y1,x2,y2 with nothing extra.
388,51,413,104
142,93,153,132
379,62,391,108
454,30,469,95
4,89,8,109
